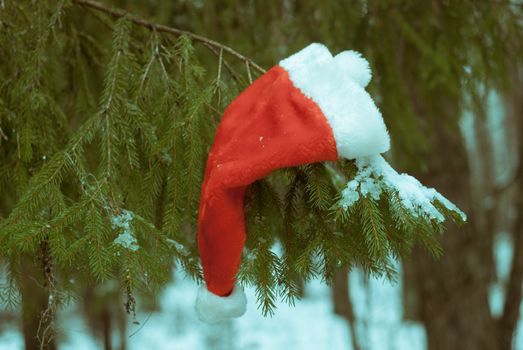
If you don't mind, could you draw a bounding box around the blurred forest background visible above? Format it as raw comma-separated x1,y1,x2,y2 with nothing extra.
0,0,522,349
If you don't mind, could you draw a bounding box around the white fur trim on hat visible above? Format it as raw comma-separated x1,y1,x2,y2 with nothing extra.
279,43,390,160
279,43,332,73
195,285,247,323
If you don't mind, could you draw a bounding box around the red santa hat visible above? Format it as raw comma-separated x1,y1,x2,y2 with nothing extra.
195,43,390,323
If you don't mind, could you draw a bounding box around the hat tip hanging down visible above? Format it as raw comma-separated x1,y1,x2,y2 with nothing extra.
196,42,390,323
195,285,247,323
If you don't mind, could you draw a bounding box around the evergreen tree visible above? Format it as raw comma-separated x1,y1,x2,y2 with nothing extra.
1,0,519,349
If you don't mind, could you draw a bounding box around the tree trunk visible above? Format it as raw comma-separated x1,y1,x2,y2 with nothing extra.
496,68,523,350
332,268,361,350
498,207,523,350
404,112,500,349
102,308,112,350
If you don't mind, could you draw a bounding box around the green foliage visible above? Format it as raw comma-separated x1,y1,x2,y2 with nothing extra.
0,0,520,322
0,2,215,311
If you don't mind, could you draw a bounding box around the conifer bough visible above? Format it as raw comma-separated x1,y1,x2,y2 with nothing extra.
0,0,465,333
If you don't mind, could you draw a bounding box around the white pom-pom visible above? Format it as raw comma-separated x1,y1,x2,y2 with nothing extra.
195,285,247,323
333,50,372,87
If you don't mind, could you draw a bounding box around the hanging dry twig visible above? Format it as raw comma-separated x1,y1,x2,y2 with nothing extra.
37,237,57,350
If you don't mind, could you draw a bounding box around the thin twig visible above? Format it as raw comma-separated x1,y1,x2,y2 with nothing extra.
203,42,246,86
245,61,253,84
0,126,7,141
71,0,266,75
217,48,223,83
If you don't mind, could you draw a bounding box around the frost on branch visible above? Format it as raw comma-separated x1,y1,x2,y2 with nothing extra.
334,155,466,262
339,156,466,223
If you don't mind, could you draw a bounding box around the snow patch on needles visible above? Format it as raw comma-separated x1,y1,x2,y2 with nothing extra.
340,156,466,222
166,238,190,257
111,210,139,251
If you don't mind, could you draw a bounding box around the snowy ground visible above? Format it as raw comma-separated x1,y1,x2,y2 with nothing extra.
0,266,422,350
0,233,521,349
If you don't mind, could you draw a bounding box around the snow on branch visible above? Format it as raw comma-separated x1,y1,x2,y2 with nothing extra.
339,155,466,223
111,210,140,251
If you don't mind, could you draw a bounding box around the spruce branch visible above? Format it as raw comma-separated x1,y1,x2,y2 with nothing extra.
71,0,266,75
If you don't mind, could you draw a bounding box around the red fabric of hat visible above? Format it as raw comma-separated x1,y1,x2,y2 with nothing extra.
195,43,390,323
